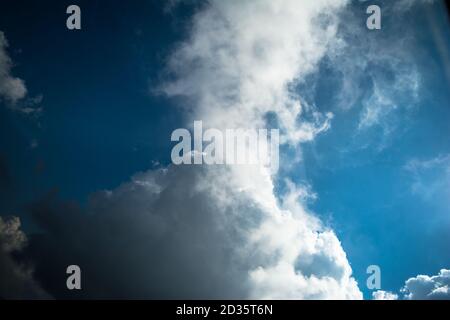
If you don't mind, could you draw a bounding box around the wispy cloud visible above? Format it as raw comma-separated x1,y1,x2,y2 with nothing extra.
0,31,42,115
312,0,437,150
0,31,27,104
404,154,450,201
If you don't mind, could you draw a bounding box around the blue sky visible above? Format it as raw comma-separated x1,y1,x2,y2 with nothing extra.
291,1,450,297
0,0,449,299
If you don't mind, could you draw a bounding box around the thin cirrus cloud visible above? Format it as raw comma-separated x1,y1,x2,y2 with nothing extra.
404,154,450,201
319,0,428,151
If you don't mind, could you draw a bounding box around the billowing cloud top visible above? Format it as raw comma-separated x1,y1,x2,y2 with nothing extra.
402,269,450,300
372,269,450,300
160,0,347,143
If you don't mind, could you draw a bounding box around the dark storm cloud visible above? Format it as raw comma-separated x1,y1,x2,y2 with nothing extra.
0,216,50,299
25,166,256,299
23,164,360,299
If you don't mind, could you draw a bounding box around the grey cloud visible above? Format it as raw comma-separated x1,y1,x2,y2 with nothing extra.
0,216,50,299
26,164,361,299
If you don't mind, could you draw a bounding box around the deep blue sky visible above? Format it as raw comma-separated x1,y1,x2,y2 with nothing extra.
0,0,449,299
0,0,188,210
300,1,450,297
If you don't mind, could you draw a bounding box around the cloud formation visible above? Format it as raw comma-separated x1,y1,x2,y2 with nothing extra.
402,269,450,299
4,0,444,300
27,164,360,299
372,290,399,300
0,31,27,104
371,269,450,300
20,1,364,299
323,1,427,141
404,154,450,201
0,216,49,299
159,0,362,298
0,30,42,114
160,0,346,144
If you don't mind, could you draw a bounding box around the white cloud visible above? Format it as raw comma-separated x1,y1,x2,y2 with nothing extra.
0,31,27,104
0,31,42,114
154,0,362,299
405,154,450,172
1,1,365,299
372,290,398,300
402,269,450,300
0,0,443,300
22,0,363,299
160,0,348,145
370,269,450,300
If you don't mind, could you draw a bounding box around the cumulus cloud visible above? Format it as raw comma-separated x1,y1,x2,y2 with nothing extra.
27,164,360,299
0,216,50,299
160,0,346,145
22,1,364,299
370,269,450,300
402,269,450,300
372,290,398,300
158,0,361,298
